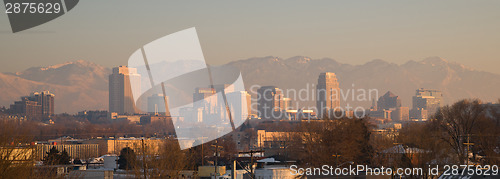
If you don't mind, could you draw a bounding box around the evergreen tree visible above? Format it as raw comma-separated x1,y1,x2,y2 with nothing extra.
117,147,136,170
43,147,72,165
43,146,60,165
59,150,71,165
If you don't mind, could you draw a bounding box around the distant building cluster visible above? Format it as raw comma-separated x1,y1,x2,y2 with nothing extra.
179,84,251,124
1,65,444,128
9,91,55,120
102,65,444,150
107,66,251,144
369,88,443,121
257,86,291,120
255,72,342,120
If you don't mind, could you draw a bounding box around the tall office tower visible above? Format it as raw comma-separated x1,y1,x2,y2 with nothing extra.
377,91,402,110
226,91,252,121
28,91,55,119
412,88,442,118
257,86,284,119
147,94,169,115
193,87,218,114
316,72,340,118
212,84,235,121
109,66,141,115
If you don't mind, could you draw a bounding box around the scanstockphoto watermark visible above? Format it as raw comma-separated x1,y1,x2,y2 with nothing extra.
290,165,500,177
249,84,379,119
290,165,425,176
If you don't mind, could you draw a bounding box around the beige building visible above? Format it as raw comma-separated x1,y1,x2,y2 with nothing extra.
256,130,301,157
35,144,99,161
0,147,34,164
84,138,166,156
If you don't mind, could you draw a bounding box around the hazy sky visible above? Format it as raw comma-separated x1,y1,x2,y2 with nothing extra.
0,0,499,73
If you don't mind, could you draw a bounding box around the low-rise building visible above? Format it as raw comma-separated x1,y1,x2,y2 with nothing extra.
83,137,166,156
34,144,99,161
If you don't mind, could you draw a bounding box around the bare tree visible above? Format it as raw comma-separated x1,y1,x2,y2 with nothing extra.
290,117,373,167
434,99,486,164
0,118,35,179
147,139,187,178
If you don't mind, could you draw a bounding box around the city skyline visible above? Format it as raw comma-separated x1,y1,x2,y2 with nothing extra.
1,1,499,178
2,56,500,114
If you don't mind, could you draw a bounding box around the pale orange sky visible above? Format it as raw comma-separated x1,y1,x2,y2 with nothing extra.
0,0,499,73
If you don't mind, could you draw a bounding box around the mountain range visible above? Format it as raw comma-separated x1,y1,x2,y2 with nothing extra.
1,57,499,114
228,56,500,110
0,60,110,114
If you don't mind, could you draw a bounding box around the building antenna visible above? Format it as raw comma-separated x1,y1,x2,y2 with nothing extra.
206,64,236,131
141,47,171,117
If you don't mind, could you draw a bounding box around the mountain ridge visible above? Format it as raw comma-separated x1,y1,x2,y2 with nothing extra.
1,57,498,114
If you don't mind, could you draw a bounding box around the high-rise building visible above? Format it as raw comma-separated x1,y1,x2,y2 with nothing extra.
411,88,442,118
257,86,284,119
10,97,42,120
316,72,340,117
193,87,218,115
211,84,235,121
226,91,252,122
188,84,250,124
28,91,55,119
109,66,141,114
147,94,169,115
282,97,293,111
10,91,54,120
377,91,401,110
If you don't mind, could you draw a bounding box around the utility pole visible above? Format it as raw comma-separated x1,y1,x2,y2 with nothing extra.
201,142,204,166
463,134,474,166
215,140,218,178
211,139,224,178
239,150,264,179
231,160,236,179
200,137,206,166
